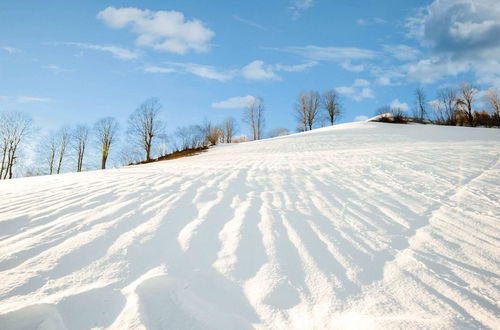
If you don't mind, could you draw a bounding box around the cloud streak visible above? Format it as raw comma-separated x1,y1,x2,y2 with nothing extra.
2,46,21,54
16,96,55,103
64,42,140,60
212,95,256,109
233,15,266,30
145,60,316,82
335,79,375,102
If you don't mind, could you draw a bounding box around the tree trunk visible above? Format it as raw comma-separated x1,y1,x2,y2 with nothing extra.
101,153,107,169
0,146,6,180
57,156,63,174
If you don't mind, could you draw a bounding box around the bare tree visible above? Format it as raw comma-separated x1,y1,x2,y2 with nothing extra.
296,91,321,131
55,128,71,174
244,97,265,140
128,98,165,162
457,82,477,126
40,131,58,175
198,120,223,146
155,134,169,157
222,117,238,143
0,111,33,179
95,117,119,169
73,125,89,172
295,94,308,132
206,126,223,146
437,88,458,125
175,125,206,150
487,88,500,127
322,90,342,125
430,100,445,125
413,87,427,121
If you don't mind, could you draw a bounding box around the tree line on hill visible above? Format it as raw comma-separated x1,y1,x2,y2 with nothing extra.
375,83,500,127
1,82,499,179
0,96,271,179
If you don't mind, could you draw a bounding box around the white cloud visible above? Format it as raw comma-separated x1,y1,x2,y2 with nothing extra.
144,62,235,81
64,42,140,60
241,60,280,81
42,64,72,73
274,61,317,72
371,67,406,86
377,77,391,86
16,96,55,103
212,95,256,109
268,45,377,74
289,0,315,19
406,56,470,84
354,115,369,121
145,60,314,82
390,98,409,112
97,7,215,54
2,46,21,54
281,45,377,61
168,62,234,81
409,0,500,53
233,15,266,30
405,0,500,85
340,60,364,72
357,17,386,26
336,80,375,102
383,44,421,61
144,66,177,73
353,79,370,87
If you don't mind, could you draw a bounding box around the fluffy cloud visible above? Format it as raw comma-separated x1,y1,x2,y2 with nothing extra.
212,95,256,109
340,60,365,72
389,98,409,111
97,7,215,54
406,56,470,84
336,79,375,102
241,60,280,80
405,0,500,85
409,0,500,54
64,42,140,60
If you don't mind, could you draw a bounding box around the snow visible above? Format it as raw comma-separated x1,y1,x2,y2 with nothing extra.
0,122,499,329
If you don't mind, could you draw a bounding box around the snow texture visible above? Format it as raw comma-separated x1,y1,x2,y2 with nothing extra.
0,122,499,329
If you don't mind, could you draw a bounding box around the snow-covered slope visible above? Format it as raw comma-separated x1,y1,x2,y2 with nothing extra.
0,122,499,329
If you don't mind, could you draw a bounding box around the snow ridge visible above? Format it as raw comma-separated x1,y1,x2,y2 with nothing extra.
0,122,499,329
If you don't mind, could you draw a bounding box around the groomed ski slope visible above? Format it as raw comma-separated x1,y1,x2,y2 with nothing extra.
0,122,499,329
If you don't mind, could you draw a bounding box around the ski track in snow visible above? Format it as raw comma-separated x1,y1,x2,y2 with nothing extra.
0,122,499,329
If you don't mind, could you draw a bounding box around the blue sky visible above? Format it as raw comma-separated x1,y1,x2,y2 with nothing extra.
1,0,499,139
